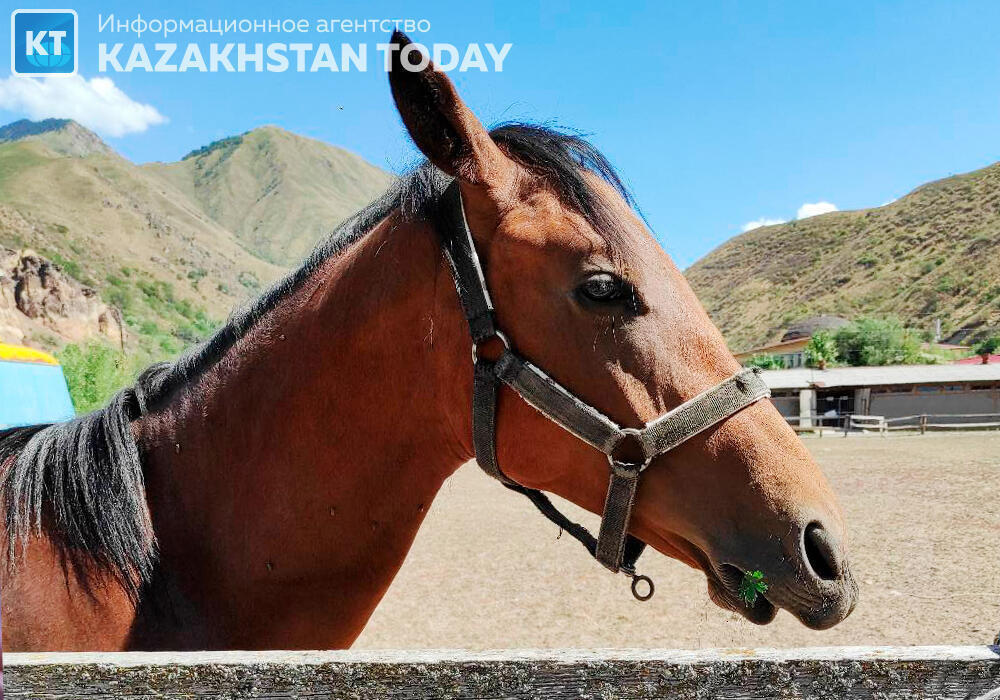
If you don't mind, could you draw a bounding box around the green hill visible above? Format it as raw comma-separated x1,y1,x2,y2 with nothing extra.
145,126,392,266
0,118,114,158
686,161,1000,351
0,119,390,360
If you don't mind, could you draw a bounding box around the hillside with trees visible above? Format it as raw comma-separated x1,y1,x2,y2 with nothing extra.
686,160,1000,351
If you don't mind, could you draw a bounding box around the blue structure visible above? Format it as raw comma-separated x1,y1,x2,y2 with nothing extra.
0,345,76,429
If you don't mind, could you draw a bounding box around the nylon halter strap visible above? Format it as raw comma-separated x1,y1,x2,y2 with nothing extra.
439,180,771,600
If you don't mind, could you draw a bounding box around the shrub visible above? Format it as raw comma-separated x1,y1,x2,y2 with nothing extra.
744,354,786,370
187,267,208,285
975,336,1000,362
804,331,839,369
238,270,261,291
57,341,141,414
832,317,923,366
935,276,957,294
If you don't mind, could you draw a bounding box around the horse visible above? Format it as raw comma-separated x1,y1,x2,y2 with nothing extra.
0,33,857,651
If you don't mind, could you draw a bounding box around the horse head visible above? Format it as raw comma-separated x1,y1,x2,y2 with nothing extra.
389,31,857,629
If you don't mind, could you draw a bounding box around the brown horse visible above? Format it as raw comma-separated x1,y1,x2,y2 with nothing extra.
0,34,856,651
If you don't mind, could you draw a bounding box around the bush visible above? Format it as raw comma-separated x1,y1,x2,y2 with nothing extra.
744,354,786,370
238,270,261,291
832,317,923,366
57,341,142,414
804,331,839,369
975,336,1000,359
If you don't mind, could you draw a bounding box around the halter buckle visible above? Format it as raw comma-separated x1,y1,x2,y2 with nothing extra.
472,330,510,364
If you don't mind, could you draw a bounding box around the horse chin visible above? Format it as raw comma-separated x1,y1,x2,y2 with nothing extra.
642,530,779,624
705,564,778,625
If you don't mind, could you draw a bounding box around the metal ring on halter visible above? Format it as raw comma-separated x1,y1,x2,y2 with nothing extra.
472,330,511,364
630,573,655,601
607,428,652,476
608,457,651,477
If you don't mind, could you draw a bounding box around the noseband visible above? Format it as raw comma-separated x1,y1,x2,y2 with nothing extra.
439,180,770,600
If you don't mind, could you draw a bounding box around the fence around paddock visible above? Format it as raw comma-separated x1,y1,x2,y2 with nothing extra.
5,647,1000,698
785,411,1000,435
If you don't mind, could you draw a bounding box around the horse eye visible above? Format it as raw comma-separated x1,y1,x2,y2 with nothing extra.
579,272,625,303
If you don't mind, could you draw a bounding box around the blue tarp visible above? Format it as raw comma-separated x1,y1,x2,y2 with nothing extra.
0,360,76,429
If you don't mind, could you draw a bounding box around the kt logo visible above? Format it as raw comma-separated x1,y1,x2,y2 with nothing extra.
11,9,78,76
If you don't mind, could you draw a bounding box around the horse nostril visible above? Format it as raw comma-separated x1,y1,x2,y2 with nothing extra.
803,522,841,581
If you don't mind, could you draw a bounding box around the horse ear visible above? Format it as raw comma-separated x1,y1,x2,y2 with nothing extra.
388,31,512,187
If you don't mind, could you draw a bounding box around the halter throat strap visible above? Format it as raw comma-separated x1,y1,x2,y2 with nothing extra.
438,180,771,595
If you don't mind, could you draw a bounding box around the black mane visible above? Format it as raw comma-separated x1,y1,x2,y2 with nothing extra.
0,123,635,596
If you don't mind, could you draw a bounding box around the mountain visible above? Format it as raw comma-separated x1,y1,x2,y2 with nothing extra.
0,118,113,158
0,119,390,358
145,126,393,266
686,161,1000,351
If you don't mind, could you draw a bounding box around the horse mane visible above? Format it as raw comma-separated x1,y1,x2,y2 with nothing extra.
0,123,635,598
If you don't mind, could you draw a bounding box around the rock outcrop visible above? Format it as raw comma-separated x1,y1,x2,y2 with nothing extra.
0,248,122,347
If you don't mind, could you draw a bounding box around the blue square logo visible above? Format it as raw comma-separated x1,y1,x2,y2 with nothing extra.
11,9,78,76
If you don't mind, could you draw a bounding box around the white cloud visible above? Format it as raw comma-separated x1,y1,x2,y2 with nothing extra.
0,74,166,137
796,201,838,219
742,217,786,232
742,200,839,233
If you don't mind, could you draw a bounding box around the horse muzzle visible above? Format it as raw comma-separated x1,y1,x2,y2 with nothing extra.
704,519,859,629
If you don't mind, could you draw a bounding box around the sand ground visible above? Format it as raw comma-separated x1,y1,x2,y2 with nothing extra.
354,432,1000,649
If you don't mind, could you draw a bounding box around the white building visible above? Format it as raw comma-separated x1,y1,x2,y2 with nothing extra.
761,364,1000,427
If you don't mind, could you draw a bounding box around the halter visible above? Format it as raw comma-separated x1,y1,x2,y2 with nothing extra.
439,180,770,600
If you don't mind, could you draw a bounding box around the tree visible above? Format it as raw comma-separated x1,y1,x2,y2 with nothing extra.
832,317,923,367
804,331,838,369
974,336,1000,364
744,354,786,370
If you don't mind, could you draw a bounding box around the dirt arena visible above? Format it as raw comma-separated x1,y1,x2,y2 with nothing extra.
355,432,1000,649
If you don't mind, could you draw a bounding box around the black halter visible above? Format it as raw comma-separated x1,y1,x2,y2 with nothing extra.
439,180,771,600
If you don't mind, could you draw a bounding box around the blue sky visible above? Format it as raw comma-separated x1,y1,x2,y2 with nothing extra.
2,1,1000,267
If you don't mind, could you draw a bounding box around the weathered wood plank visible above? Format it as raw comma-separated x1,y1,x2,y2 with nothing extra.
6,646,1000,699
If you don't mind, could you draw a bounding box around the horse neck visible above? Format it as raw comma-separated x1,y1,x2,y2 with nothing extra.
137,211,474,648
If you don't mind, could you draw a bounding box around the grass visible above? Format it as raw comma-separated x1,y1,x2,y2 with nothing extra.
738,570,768,607
44,248,93,286
103,269,219,361
0,143,45,188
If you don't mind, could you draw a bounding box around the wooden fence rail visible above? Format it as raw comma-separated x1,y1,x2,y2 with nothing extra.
786,413,1000,436
5,646,1000,699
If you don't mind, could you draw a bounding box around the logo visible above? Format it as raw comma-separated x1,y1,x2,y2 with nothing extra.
11,9,77,76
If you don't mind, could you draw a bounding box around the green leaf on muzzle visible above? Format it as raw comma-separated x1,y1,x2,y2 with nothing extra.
739,570,768,606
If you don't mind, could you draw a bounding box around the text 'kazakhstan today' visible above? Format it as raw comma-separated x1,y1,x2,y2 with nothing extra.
98,42,513,73
96,15,511,73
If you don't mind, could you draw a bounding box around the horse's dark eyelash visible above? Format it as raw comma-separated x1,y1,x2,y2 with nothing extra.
623,282,645,314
